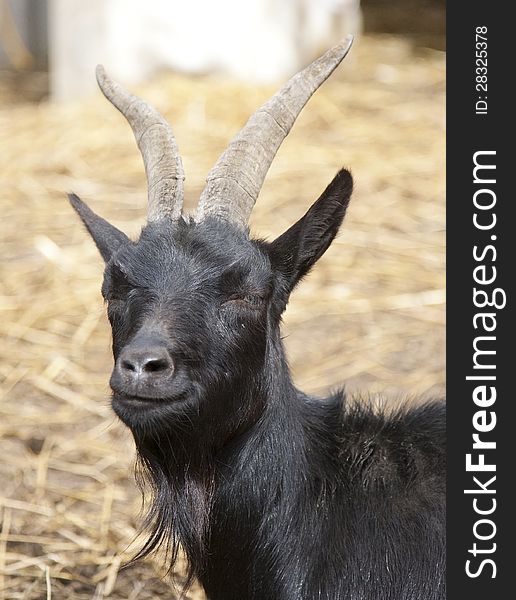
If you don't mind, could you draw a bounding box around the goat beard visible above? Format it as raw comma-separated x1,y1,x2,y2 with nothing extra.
121,379,267,590
128,428,215,591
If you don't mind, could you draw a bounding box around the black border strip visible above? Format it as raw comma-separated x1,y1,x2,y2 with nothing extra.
447,3,513,595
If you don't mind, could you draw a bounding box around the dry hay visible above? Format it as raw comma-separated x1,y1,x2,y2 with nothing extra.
0,35,444,599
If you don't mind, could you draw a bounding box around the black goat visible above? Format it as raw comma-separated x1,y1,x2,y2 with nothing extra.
70,37,445,599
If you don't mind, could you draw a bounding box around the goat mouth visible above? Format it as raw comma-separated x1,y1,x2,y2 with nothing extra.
110,389,194,431
114,393,163,404
112,391,186,406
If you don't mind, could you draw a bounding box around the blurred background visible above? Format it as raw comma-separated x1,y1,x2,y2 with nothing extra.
0,1,445,598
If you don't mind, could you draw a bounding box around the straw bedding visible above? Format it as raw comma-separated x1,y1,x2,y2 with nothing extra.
0,35,444,598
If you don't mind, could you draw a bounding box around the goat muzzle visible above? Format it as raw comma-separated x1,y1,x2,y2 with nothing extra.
110,337,175,400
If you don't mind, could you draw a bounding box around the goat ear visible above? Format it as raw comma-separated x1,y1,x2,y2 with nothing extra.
269,169,353,291
69,193,130,262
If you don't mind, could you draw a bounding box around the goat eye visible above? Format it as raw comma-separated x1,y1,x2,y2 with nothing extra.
105,287,126,302
244,294,263,307
108,296,125,306
226,294,264,309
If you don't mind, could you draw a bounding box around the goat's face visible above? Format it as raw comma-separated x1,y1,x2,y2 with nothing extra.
103,217,272,434
70,170,352,438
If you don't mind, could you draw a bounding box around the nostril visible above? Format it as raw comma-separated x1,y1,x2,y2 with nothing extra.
121,359,137,372
143,358,171,373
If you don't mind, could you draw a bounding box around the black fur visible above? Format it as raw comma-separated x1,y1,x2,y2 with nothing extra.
71,169,445,599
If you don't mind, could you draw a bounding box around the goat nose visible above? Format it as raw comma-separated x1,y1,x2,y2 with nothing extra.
118,346,173,380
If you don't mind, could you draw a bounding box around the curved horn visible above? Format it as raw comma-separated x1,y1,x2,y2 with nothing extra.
195,36,353,229
96,65,185,222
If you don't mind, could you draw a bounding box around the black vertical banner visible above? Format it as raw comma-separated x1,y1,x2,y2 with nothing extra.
447,2,514,597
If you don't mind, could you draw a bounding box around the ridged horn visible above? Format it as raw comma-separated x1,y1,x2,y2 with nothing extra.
195,35,353,229
96,65,185,222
